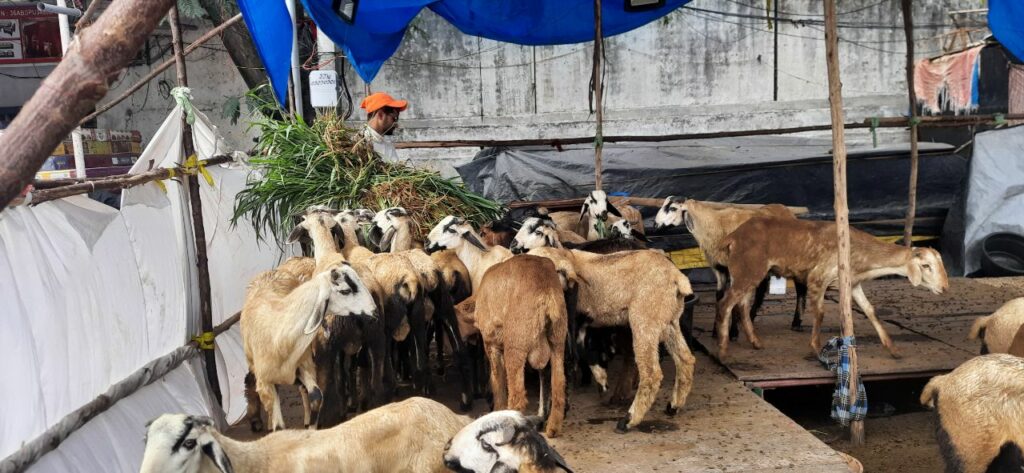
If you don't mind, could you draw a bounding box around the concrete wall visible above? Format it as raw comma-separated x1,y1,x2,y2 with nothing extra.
342,0,986,176
0,0,986,176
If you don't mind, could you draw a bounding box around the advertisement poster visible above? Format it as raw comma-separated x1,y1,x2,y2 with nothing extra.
0,5,61,65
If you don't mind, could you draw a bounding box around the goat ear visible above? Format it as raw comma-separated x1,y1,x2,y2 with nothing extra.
380,227,397,253
287,225,307,244
578,203,589,222
331,224,345,246
607,204,623,218
632,230,649,242
462,232,487,251
908,260,923,286
524,415,545,430
201,439,234,473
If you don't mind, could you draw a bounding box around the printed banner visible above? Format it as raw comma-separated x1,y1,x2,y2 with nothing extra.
0,5,61,65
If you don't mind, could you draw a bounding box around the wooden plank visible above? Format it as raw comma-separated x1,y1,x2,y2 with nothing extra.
508,196,810,215
690,279,978,384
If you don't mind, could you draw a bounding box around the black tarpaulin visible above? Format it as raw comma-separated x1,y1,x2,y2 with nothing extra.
458,135,967,239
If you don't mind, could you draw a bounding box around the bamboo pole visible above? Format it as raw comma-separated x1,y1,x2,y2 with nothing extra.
592,0,604,191
901,0,920,248
0,311,240,473
79,13,243,126
0,0,178,209
823,0,864,446
26,155,233,204
169,6,223,407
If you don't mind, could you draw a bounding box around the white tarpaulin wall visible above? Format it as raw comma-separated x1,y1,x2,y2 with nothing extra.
943,125,1024,275
0,105,283,472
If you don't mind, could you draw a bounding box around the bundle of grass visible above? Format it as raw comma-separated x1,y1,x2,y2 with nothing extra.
232,103,501,242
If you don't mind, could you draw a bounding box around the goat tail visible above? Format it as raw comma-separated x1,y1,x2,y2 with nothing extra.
969,315,991,341
920,375,943,408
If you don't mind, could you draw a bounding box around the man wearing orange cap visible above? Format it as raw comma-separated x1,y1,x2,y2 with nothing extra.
360,92,408,162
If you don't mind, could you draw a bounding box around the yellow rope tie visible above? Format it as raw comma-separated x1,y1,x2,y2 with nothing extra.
192,331,215,350
153,168,177,193
183,154,215,187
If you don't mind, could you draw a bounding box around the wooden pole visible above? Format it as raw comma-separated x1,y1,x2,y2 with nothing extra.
901,0,920,248
823,0,864,446
592,0,604,191
169,6,223,406
79,13,243,126
26,156,233,204
0,0,177,209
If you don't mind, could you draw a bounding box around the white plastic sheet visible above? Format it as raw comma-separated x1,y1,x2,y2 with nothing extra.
1,106,283,471
960,126,1024,275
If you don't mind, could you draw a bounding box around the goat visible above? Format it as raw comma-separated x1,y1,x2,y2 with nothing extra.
480,206,585,248
372,207,474,410
510,217,637,394
425,216,513,291
472,255,569,437
717,216,949,358
654,196,807,334
140,397,470,473
240,263,376,432
920,354,1024,473
242,256,316,432
549,190,644,241
286,209,390,426
334,210,433,398
510,218,696,433
443,410,574,473
969,298,1024,355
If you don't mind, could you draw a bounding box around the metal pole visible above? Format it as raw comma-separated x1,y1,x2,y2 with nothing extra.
169,6,223,406
901,0,920,247
56,0,87,180
285,0,304,119
823,0,864,446
592,0,604,191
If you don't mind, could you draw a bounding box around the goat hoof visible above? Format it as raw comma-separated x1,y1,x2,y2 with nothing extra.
614,415,631,434
250,418,264,433
665,404,678,416
790,324,804,332
308,387,323,403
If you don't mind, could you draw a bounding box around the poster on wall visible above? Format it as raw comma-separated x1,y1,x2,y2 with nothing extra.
0,5,61,65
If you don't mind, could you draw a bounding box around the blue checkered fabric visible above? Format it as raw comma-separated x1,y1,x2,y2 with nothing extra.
818,336,868,426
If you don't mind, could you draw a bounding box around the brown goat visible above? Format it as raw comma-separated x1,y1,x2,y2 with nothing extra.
473,255,569,437
921,354,1024,473
717,216,949,358
522,244,695,432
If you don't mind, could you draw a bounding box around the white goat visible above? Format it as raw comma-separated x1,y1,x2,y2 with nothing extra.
425,216,513,291
241,263,376,432
443,411,574,473
140,397,470,473
549,190,644,241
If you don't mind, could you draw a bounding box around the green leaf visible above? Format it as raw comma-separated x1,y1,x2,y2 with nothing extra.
221,96,241,125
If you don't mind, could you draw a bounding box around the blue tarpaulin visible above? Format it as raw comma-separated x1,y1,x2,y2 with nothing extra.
990,0,1024,63
238,0,691,107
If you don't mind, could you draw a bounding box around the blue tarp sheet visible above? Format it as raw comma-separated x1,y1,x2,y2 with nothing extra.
238,0,691,107
990,0,1024,63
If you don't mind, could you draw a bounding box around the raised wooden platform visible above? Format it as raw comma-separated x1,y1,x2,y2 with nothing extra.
227,354,855,471
691,277,1024,389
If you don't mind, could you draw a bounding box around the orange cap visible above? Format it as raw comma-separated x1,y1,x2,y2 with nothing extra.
360,92,408,114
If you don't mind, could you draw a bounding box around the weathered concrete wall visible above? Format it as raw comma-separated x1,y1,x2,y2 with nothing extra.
94,22,255,151
342,0,985,176
1,1,982,178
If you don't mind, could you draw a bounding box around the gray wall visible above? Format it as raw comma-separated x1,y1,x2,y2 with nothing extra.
1,1,985,176
344,0,985,175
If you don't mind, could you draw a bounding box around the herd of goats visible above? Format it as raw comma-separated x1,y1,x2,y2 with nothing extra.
139,191,1024,473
